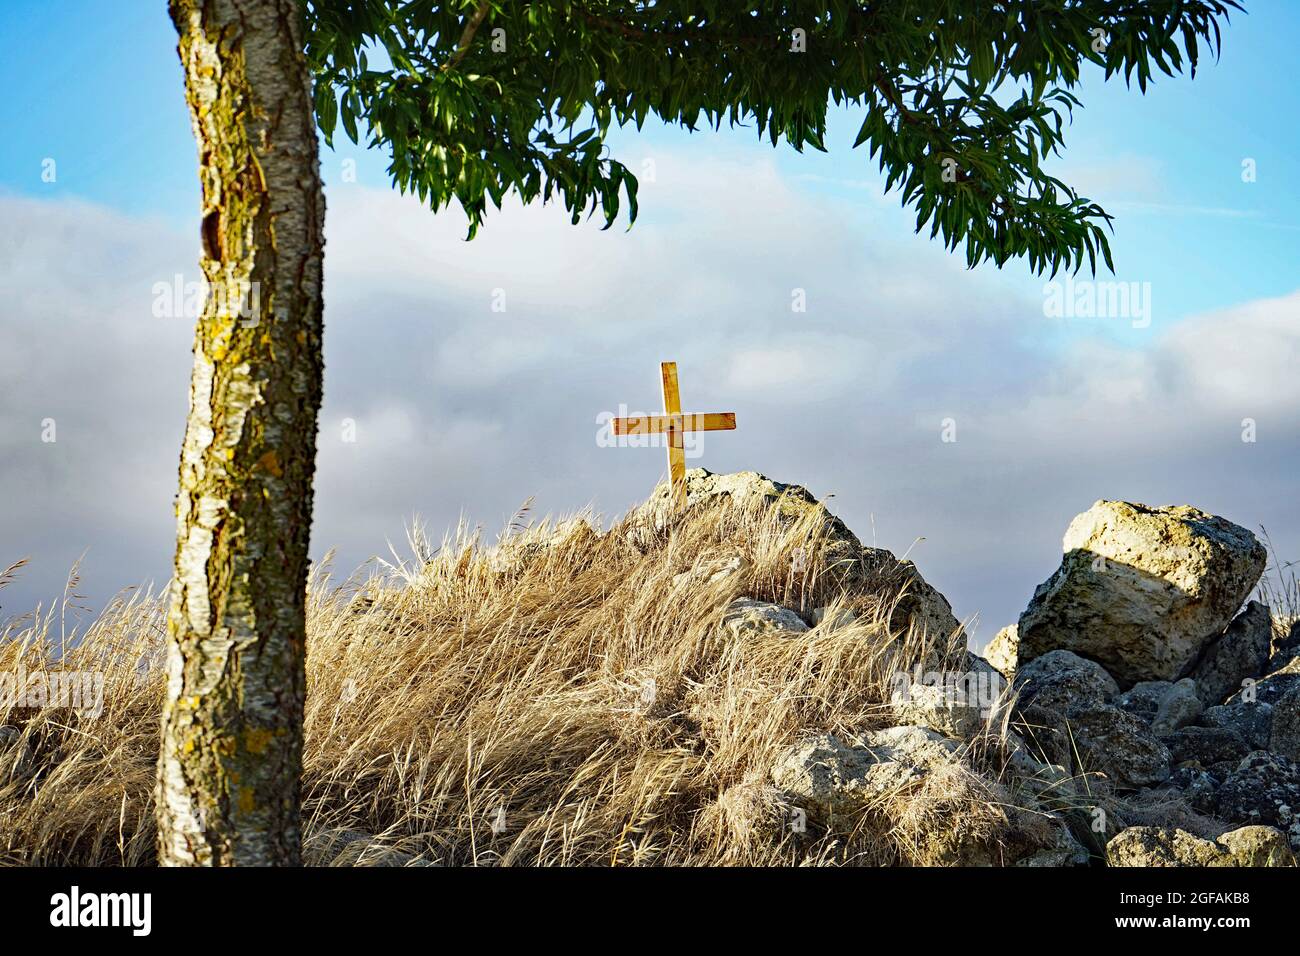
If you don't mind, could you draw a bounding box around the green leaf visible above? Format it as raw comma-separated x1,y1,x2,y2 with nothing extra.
302,0,1240,275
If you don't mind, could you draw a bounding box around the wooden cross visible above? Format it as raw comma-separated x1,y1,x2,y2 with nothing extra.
612,362,737,507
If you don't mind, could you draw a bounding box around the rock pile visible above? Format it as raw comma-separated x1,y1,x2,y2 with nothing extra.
637,468,965,650
982,499,1298,865
684,470,1296,867
1015,500,1267,684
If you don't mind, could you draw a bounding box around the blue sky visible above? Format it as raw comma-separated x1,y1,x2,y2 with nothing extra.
4,0,1297,322
1,2,1297,643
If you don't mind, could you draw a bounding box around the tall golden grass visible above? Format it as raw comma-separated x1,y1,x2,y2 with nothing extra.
1,483,1052,866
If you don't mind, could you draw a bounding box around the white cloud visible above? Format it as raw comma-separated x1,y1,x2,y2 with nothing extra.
1159,291,1300,409
1,161,1296,648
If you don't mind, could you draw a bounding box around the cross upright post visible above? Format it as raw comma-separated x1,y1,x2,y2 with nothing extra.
660,361,686,507
611,361,737,507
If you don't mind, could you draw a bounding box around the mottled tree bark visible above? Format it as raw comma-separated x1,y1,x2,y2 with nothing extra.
158,0,323,866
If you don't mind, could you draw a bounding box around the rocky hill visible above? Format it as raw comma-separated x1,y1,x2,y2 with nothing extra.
1,468,1296,866
638,470,1300,865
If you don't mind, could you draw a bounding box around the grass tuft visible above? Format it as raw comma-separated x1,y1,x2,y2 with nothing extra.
1,483,1040,866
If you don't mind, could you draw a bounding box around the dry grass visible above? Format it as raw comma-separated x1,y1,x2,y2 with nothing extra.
0,484,1042,866
1257,527,1300,645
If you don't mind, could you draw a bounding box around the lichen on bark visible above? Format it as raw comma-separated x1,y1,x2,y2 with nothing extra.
158,0,324,866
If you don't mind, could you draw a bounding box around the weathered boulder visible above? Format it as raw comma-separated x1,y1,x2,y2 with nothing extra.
1003,731,1076,801
1151,679,1203,737
1201,700,1274,750
1067,704,1171,788
1013,649,1119,715
1217,825,1297,866
1107,827,1221,867
1000,732,1115,855
891,682,986,740
771,727,959,820
1269,685,1300,764
890,658,1006,740
1107,825,1294,867
1230,657,1300,708
983,625,1019,679
964,651,1011,702
1216,751,1300,846
1017,501,1266,684
722,598,809,639
1011,704,1074,770
771,726,1075,865
635,470,962,647
1165,766,1220,814
1115,680,1174,723
859,546,963,648
631,470,862,580
1191,601,1273,706
1164,726,1250,768
1015,829,1092,867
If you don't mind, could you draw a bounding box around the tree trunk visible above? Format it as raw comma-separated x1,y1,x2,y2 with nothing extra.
158,0,323,866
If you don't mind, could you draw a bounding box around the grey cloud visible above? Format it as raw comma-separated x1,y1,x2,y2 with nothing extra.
1,160,1297,650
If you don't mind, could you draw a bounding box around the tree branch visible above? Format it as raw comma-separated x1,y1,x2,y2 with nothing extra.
441,1,492,73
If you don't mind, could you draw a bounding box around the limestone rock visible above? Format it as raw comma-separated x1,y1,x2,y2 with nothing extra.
1230,657,1300,708
892,683,982,740
1216,751,1300,846
859,546,964,649
1152,679,1203,736
1003,732,1076,800
1107,825,1294,867
1067,704,1171,789
1017,501,1266,684
633,470,961,648
890,663,1002,740
1166,766,1219,814
722,598,809,639
634,469,860,568
772,726,1074,866
1201,700,1274,750
1216,825,1296,866
1014,828,1092,867
1011,704,1074,770
1115,681,1174,723
1192,601,1273,706
983,625,1019,679
771,727,959,821
1164,726,1250,768
1013,649,1119,716
1001,735,1092,853
1269,685,1300,764
1107,827,1224,866
963,650,1011,706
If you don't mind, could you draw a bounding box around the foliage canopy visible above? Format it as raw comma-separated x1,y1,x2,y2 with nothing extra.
306,1,1241,274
